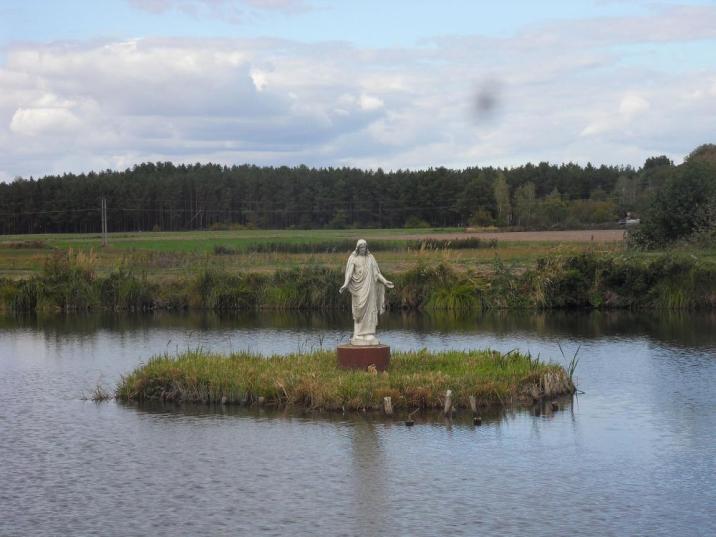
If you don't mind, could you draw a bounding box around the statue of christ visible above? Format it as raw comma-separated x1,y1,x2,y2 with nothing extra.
339,239,394,346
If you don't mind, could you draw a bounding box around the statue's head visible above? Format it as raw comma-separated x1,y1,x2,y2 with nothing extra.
355,239,368,256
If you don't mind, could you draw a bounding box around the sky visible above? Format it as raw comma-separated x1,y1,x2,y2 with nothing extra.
1,0,715,180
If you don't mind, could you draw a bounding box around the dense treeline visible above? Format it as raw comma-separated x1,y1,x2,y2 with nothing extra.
1,144,712,234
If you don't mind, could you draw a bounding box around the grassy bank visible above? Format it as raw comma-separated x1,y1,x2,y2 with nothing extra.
1,250,715,312
116,348,574,411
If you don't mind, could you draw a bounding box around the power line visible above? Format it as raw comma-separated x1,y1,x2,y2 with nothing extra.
101,198,108,247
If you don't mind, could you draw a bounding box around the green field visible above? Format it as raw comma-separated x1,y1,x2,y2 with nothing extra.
0,228,632,280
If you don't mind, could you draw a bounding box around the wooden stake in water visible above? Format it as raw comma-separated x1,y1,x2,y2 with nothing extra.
444,389,453,416
469,395,477,414
383,396,393,415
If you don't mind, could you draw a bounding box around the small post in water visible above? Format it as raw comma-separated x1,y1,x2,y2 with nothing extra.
383,396,393,415
443,389,453,417
469,395,477,414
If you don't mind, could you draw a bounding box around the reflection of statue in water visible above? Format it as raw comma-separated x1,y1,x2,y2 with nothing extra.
349,419,389,533
339,239,394,346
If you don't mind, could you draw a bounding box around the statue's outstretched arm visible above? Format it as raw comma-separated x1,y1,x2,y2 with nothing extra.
339,257,354,293
377,271,394,289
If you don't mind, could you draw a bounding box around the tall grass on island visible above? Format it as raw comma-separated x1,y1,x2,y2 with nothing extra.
1,249,715,313
116,348,575,411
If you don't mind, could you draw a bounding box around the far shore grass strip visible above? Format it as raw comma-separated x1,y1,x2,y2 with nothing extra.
116,349,575,411
2,250,715,312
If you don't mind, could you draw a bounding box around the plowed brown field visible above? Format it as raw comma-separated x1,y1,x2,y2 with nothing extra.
402,229,625,242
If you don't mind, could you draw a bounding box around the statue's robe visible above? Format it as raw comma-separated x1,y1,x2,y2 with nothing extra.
345,252,385,337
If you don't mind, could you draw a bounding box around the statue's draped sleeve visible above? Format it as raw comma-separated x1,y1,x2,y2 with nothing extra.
342,253,355,289
372,255,386,314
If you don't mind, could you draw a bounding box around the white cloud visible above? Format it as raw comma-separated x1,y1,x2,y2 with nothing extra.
127,0,310,22
358,94,383,111
250,69,268,91
1,4,716,178
521,4,716,46
244,0,308,11
581,93,652,136
619,94,650,119
10,107,81,136
127,0,172,14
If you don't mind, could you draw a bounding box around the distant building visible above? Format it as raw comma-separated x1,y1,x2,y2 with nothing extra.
619,212,640,226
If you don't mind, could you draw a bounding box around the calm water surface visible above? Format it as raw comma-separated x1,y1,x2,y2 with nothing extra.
1,311,715,536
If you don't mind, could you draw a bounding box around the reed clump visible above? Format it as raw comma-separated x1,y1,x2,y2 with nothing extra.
116,348,574,411
0,250,157,312
82,384,114,402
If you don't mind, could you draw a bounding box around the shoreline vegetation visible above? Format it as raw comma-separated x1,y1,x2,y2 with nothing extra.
1,248,714,312
115,349,575,411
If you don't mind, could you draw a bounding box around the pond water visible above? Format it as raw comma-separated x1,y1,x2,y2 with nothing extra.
1,311,715,536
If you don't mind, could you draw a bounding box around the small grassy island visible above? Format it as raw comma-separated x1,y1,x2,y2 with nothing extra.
117,349,575,411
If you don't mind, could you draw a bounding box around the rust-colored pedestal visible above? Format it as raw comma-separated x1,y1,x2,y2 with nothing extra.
337,344,390,371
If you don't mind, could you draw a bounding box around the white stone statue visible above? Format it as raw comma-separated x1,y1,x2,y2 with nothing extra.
339,239,394,346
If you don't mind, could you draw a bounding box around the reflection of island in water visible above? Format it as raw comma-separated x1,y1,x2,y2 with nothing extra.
121,398,567,432
3,310,715,351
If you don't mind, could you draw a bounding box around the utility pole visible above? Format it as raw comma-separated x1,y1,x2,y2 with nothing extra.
101,197,108,247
